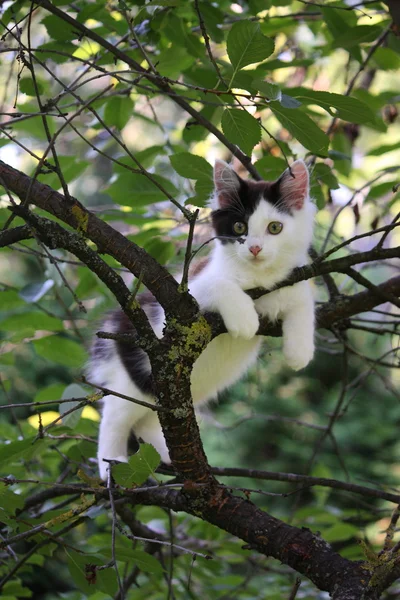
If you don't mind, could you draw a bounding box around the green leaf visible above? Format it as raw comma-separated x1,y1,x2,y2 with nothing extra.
157,45,194,79
331,132,352,176
270,102,329,155
99,546,163,575
249,0,271,15
2,581,32,597
33,335,87,368
113,443,161,486
227,21,274,72
170,153,212,180
333,25,383,50
106,174,178,207
67,551,118,596
182,105,222,144
254,156,287,180
287,88,375,124
36,41,77,64
324,522,359,543
143,237,175,265
193,177,214,206
221,109,261,156
367,141,400,157
104,96,134,130
0,437,36,466
1,312,64,334
1,290,24,309
41,15,78,41
313,163,339,190
19,78,44,96
114,146,167,172
311,464,332,507
196,2,224,43
372,47,400,70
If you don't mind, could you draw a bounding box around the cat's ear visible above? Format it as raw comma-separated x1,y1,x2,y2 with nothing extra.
277,160,309,210
211,160,242,209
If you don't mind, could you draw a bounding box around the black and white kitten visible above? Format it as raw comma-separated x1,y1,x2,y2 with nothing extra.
89,159,315,480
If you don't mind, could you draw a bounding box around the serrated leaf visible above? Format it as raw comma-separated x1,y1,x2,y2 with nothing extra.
227,21,274,71
33,335,87,368
270,102,329,155
194,177,214,206
113,443,160,487
104,96,134,130
169,153,212,180
287,88,374,124
221,109,261,156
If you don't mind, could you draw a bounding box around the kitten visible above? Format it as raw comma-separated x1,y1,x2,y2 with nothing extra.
89,159,315,480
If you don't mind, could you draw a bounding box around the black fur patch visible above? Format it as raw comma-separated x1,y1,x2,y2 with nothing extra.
211,177,290,244
101,293,158,396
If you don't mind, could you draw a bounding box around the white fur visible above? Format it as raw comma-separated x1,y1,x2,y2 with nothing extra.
92,161,316,479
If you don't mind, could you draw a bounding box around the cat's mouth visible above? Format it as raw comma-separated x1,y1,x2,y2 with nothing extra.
246,253,269,265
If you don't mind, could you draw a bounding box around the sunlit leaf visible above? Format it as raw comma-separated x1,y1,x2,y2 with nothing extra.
270,102,329,155
221,108,261,156
227,21,274,71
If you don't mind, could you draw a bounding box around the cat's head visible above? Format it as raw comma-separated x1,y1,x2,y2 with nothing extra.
210,159,315,268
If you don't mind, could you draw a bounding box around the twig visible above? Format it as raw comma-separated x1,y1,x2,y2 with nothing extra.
107,468,124,600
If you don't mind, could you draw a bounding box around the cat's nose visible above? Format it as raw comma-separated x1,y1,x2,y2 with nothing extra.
249,245,262,256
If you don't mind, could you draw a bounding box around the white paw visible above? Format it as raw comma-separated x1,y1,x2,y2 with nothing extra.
99,454,128,481
220,298,259,340
284,340,314,371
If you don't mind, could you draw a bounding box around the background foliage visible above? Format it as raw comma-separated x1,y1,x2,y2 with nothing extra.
0,0,400,598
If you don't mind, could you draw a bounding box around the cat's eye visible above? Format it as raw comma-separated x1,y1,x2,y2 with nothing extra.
233,221,247,235
267,221,283,235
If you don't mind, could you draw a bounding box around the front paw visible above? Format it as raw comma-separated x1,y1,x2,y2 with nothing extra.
284,339,314,371
99,454,128,481
220,297,259,340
